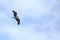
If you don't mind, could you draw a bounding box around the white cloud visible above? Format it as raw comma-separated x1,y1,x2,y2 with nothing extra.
0,0,57,18
0,11,7,20
0,0,10,5
0,0,59,23
0,24,60,40
0,0,60,40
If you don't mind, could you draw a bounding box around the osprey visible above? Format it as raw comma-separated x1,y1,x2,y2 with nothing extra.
12,10,20,25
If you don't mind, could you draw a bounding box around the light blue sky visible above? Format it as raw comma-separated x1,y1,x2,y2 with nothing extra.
0,0,60,40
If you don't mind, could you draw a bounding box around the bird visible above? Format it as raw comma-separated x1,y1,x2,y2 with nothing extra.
12,10,20,25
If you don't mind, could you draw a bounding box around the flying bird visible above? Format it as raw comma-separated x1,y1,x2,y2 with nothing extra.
12,10,20,25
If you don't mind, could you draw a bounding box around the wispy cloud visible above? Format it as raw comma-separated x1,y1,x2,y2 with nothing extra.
0,0,60,40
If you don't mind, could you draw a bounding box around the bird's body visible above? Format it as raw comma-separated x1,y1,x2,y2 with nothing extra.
12,10,20,25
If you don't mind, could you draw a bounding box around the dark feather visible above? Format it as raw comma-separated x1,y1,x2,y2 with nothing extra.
12,10,17,17
15,18,20,25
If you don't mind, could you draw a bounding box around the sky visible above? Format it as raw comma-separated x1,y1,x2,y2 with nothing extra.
0,0,60,40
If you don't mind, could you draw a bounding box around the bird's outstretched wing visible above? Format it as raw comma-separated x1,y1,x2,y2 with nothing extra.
12,10,17,17
15,18,20,25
